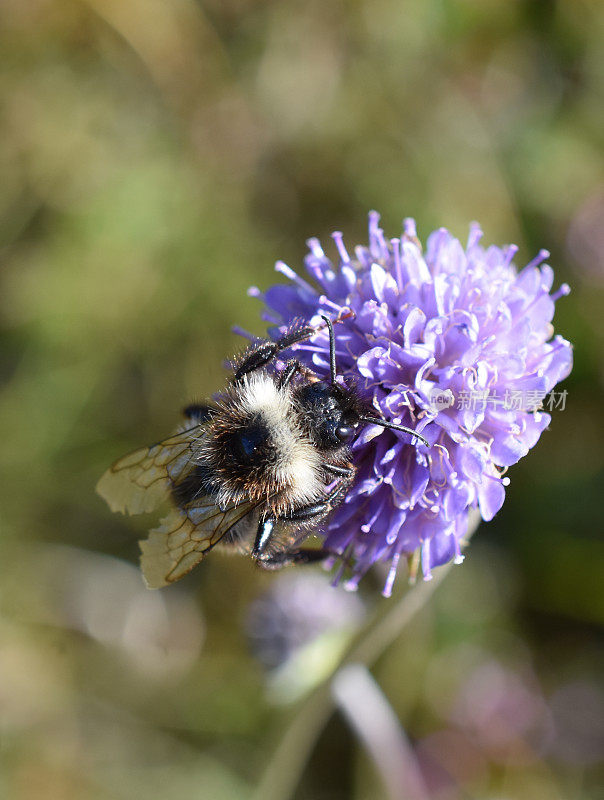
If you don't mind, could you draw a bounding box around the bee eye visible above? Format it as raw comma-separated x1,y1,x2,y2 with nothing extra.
335,424,355,443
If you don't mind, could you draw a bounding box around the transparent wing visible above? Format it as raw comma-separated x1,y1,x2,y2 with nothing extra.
140,498,258,588
96,425,205,515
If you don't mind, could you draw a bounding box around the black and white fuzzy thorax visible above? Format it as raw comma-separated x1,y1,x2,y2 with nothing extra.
199,370,359,520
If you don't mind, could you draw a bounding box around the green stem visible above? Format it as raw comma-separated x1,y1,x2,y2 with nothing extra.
253,511,481,800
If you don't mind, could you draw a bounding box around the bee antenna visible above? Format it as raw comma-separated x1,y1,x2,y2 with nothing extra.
359,416,430,448
319,314,338,384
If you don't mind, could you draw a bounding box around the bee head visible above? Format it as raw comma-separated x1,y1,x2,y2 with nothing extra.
295,380,361,449
295,315,430,450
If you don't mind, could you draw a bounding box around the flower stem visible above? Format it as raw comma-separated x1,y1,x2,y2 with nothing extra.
332,664,430,800
253,511,481,800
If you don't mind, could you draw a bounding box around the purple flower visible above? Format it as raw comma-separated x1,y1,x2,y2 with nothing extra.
245,212,573,595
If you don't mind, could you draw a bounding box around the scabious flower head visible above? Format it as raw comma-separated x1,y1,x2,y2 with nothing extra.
245,212,572,595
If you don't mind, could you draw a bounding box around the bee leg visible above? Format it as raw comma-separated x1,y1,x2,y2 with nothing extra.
256,547,336,570
251,501,332,560
252,479,347,559
324,462,355,478
277,359,316,388
285,501,332,521
182,404,215,423
280,476,352,524
252,518,276,558
234,324,318,381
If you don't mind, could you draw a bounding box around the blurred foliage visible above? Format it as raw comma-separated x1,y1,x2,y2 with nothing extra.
0,0,603,798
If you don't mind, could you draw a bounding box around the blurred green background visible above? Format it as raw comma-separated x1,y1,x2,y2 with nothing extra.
1,1,602,798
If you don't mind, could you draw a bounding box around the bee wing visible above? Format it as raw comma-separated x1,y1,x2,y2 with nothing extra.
140,498,258,588
96,425,204,515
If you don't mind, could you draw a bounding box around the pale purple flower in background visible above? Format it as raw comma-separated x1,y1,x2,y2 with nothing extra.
546,680,604,765
450,660,549,755
243,212,573,595
246,572,365,670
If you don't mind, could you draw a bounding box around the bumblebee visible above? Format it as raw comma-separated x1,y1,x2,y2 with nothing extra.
97,315,428,588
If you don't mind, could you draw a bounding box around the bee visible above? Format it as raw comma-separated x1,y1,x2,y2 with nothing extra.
97,314,428,588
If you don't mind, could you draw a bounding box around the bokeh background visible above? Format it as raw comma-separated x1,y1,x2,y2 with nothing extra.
1,1,603,798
